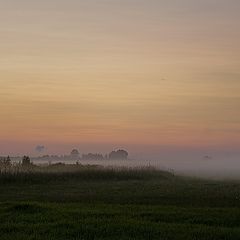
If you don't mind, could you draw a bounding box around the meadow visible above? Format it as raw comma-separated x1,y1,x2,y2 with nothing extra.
0,164,240,239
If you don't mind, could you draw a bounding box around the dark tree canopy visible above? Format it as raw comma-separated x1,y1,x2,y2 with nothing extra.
71,149,80,156
109,150,128,160
22,156,31,167
6,156,11,166
0,156,12,171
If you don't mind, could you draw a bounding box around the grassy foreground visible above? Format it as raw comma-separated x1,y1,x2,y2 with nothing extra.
0,165,240,239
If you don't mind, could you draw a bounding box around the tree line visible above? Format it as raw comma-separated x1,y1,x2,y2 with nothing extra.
0,156,33,173
36,149,129,161
0,149,129,173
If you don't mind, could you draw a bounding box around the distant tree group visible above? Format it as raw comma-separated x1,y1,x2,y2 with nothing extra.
70,149,129,161
0,155,33,172
21,149,128,163
0,148,130,174
82,149,129,160
108,150,128,160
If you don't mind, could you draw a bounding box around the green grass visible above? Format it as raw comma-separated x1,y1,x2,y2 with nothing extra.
0,165,240,239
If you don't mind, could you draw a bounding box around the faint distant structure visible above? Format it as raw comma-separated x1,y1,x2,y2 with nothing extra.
82,153,104,160
203,155,212,160
70,149,80,159
109,150,128,160
35,145,45,153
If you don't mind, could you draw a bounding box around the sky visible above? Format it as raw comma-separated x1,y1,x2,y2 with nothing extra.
0,0,240,157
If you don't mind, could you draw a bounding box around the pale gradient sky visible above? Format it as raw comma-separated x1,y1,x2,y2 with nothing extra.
0,0,240,155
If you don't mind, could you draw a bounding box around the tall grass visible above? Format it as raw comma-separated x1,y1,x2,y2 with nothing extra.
0,164,174,184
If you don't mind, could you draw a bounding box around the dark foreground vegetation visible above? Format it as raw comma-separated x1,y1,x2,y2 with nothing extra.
1,164,240,240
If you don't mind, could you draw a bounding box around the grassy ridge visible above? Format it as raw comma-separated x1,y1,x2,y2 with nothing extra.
0,165,240,239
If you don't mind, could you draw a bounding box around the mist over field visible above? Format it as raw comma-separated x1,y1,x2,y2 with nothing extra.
66,151,240,179
2,141,240,179
1,139,240,179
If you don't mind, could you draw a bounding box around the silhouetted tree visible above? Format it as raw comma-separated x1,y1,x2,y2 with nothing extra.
6,156,11,165
109,150,128,160
22,156,31,167
70,149,80,159
0,156,12,172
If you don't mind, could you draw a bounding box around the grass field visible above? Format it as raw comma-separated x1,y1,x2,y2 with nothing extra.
0,165,240,239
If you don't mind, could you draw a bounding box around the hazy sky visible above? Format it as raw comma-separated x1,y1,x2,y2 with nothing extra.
0,0,240,155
